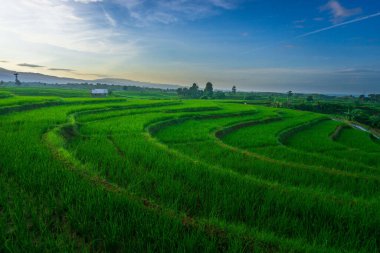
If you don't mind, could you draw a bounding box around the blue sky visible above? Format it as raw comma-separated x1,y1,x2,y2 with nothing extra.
0,0,380,93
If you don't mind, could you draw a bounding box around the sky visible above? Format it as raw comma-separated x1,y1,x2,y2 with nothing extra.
0,0,380,94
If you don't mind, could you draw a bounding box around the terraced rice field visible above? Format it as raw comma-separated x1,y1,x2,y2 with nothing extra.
0,88,379,252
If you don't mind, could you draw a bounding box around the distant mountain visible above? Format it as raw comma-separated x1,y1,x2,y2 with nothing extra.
95,78,181,89
0,68,182,90
0,67,84,84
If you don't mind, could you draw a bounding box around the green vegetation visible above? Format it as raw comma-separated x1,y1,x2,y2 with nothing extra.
1,86,379,252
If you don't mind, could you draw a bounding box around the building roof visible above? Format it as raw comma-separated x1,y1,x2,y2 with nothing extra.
91,89,109,94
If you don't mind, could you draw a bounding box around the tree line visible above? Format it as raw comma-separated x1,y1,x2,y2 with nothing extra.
292,101,380,129
176,82,237,99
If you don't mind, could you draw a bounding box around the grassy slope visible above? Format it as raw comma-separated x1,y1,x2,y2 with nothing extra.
0,87,379,252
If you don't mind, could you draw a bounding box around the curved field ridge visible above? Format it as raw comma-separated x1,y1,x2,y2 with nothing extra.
334,125,380,153
283,119,380,169
0,88,379,252
44,110,330,253
215,117,282,139
213,119,380,184
329,124,350,141
277,117,329,145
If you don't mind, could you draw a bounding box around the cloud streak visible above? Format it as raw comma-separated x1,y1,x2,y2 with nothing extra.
297,12,380,38
18,63,45,68
49,68,74,72
104,11,117,27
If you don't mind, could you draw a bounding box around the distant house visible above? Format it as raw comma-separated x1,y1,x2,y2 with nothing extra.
91,89,109,97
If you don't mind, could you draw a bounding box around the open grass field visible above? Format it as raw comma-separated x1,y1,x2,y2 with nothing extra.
0,87,379,252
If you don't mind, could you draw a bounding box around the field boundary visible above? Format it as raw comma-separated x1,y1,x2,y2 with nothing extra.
211,116,380,185
277,117,329,145
330,124,351,141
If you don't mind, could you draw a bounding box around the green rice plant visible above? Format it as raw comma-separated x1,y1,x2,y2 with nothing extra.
66,104,379,251
1,87,379,252
3,86,90,97
285,120,380,168
220,113,380,176
152,110,380,198
335,125,380,153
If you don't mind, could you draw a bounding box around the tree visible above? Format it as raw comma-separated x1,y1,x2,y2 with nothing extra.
287,91,293,105
182,88,189,97
351,109,370,124
345,107,354,121
244,94,257,100
189,83,200,98
177,83,204,98
370,115,380,128
190,83,198,91
368,94,380,103
177,87,190,97
214,91,226,99
204,82,213,97
306,95,314,102
232,85,236,94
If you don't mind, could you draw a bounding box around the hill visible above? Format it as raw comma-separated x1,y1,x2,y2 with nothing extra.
0,67,181,89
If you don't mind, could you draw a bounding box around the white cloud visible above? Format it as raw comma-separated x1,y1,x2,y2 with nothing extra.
0,0,137,54
74,0,102,3
208,0,236,10
321,0,361,23
113,0,239,25
228,68,327,75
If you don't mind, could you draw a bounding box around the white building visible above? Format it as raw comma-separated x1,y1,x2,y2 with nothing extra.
91,89,109,97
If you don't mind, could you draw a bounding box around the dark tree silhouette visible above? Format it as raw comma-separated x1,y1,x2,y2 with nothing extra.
189,83,200,98
345,107,354,121
370,115,380,128
232,85,236,94
214,91,226,99
176,88,183,96
204,82,213,97
367,94,380,102
287,90,293,105
14,73,21,85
